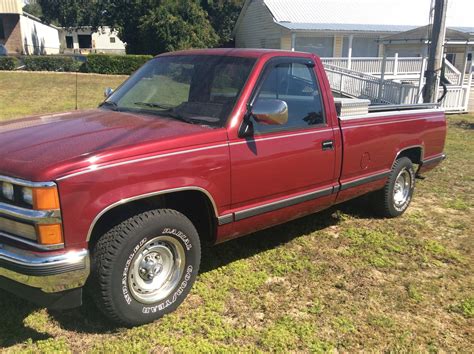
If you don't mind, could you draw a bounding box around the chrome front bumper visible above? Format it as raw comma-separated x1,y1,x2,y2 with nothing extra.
0,243,89,293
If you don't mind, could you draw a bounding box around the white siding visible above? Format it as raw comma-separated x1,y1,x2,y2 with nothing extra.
20,15,60,55
235,0,284,49
0,0,22,14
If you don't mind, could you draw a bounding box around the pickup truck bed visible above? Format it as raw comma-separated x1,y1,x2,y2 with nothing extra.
0,48,446,326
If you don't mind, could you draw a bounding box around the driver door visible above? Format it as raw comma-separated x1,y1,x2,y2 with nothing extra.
229,58,338,215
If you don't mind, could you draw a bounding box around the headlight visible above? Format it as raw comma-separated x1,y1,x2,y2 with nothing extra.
1,182,14,201
22,187,33,206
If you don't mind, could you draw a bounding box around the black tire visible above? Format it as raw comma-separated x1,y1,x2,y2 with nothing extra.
90,209,201,327
371,157,416,218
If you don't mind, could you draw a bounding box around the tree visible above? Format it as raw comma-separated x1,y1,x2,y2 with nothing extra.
23,0,43,18
37,0,96,28
139,0,219,54
201,0,245,46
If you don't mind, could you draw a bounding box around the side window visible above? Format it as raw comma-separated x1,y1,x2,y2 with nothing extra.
252,62,325,134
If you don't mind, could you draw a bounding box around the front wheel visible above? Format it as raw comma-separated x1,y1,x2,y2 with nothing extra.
371,157,416,218
90,209,201,326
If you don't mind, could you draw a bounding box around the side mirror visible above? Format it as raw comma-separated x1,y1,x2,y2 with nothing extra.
104,87,114,98
252,99,288,125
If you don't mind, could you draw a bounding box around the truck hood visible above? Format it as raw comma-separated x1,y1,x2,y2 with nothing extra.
0,109,226,181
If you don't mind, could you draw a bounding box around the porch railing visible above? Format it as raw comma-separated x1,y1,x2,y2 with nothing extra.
324,64,420,105
321,57,423,76
439,73,472,112
444,59,462,85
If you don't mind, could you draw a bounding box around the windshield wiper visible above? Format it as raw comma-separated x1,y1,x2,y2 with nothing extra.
134,102,176,110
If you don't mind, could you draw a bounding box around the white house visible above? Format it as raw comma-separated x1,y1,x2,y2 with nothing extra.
59,27,126,55
233,0,474,59
0,0,60,55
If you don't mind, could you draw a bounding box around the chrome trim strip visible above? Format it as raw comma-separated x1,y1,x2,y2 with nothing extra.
0,202,61,224
234,186,334,221
57,143,229,180
86,186,219,242
339,108,442,121
368,103,440,112
0,231,64,251
339,171,390,191
0,245,89,293
0,175,56,188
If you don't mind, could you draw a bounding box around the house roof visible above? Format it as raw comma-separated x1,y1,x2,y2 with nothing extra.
234,0,474,34
277,23,416,33
381,25,474,44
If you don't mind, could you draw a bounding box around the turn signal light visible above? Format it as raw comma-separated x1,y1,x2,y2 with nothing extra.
32,187,60,210
37,224,64,245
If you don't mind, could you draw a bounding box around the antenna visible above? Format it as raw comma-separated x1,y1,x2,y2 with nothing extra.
75,70,78,110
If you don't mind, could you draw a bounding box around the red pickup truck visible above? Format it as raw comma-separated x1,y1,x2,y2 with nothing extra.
0,49,446,326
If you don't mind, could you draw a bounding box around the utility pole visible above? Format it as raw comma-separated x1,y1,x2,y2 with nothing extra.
423,0,448,103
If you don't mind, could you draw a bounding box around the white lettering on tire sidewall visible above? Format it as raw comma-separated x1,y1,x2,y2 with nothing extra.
162,228,192,250
122,237,148,305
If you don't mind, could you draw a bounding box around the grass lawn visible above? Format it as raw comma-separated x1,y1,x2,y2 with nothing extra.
0,72,472,352
0,72,127,120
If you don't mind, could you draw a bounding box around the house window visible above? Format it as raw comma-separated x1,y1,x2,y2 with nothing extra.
65,36,74,49
0,18,5,40
342,37,379,57
295,37,334,57
110,37,116,43
78,34,92,49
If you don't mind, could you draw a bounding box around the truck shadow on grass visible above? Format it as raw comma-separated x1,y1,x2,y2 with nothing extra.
0,292,51,347
0,197,374,344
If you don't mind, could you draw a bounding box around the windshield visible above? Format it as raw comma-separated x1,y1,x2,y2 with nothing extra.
102,55,256,127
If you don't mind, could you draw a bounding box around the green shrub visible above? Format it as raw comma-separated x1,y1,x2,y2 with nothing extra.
0,56,19,70
85,54,152,75
23,56,77,72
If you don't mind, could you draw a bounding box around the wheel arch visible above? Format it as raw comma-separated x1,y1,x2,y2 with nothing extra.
393,145,424,166
87,187,218,249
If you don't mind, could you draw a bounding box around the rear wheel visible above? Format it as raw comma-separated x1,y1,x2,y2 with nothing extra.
90,209,201,326
371,157,415,218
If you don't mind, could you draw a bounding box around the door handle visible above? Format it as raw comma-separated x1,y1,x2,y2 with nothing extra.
322,140,334,151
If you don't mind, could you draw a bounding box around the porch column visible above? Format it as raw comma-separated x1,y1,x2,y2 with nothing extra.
291,33,296,52
393,52,399,76
460,45,468,85
347,34,353,69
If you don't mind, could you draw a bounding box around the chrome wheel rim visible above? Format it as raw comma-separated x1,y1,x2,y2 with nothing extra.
393,169,411,210
128,236,185,304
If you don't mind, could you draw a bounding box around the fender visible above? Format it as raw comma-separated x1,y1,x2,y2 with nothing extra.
85,186,219,242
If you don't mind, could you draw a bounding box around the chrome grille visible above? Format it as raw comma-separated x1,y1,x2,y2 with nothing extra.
0,217,37,241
